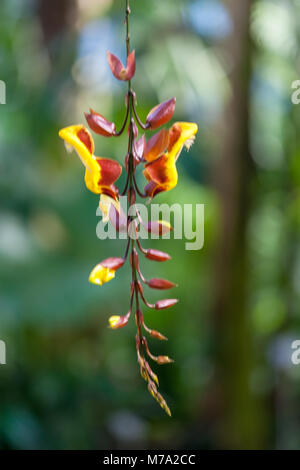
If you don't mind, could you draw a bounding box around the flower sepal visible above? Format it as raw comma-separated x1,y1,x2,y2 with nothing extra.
107,50,135,81
85,109,116,137
146,97,176,130
147,278,177,290
155,299,178,310
145,249,171,262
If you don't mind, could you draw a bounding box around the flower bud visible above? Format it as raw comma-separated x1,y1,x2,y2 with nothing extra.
145,361,159,386
147,278,177,290
107,50,135,81
156,355,174,365
155,299,178,310
150,330,168,341
145,249,171,262
108,314,129,330
147,220,173,236
85,109,116,137
146,97,176,129
147,381,171,417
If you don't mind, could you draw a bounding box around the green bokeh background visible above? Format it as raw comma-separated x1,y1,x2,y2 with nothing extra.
1,0,300,450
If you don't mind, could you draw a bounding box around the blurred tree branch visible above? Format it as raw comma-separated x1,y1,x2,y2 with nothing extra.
210,0,267,449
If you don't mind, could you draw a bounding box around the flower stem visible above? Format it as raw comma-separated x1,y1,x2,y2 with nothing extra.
124,0,144,360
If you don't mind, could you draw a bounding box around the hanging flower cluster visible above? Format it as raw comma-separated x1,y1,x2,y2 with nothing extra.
58,1,197,416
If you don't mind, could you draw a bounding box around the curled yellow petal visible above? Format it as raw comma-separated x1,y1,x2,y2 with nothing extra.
58,125,95,171
167,122,198,161
89,264,115,286
59,125,122,196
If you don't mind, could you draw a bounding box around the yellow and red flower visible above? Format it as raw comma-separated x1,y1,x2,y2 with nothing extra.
58,125,122,199
108,314,130,330
89,257,125,286
143,122,198,199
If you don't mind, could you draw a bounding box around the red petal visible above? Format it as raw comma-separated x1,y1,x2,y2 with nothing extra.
85,109,116,137
77,127,93,154
167,123,182,151
144,129,169,162
96,158,122,186
144,154,170,185
146,97,176,130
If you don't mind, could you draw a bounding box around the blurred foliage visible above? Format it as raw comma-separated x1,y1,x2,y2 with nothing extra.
0,0,300,450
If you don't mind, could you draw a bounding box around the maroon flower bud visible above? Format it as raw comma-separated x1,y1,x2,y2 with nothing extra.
147,278,177,290
107,50,135,81
146,97,176,130
145,249,171,262
147,220,173,236
155,299,178,310
85,109,116,137
150,330,168,341
101,257,125,270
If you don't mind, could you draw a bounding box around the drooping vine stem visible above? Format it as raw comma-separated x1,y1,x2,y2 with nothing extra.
125,0,145,398
123,1,172,416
